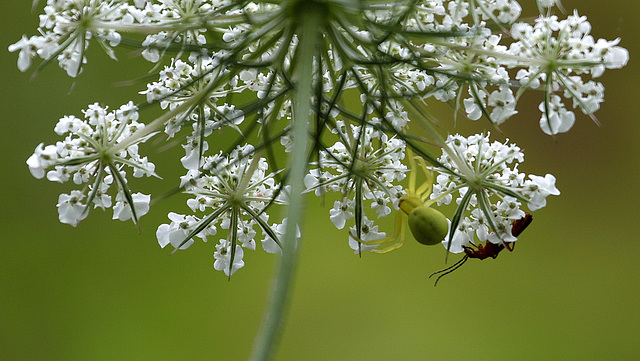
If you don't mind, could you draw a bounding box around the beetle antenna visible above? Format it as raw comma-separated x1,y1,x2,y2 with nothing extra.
428,255,469,286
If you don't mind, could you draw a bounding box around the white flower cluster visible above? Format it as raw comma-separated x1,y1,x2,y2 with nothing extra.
8,0,137,77
26,102,156,226
9,1,627,136
304,121,407,252
156,145,290,276
510,12,629,134
141,56,247,168
430,133,560,253
7,0,235,76
141,57,245,137
10,0,627,276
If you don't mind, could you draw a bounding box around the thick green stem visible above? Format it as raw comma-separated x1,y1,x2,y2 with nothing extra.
248,5,321,361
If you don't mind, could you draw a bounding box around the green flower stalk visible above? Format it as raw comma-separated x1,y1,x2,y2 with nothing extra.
250,3,321,359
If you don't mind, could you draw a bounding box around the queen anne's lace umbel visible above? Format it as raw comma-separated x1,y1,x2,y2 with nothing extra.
430,133,559,253
12,0,627,275
27,102,156,226
156,145,290,276
304,121,407,252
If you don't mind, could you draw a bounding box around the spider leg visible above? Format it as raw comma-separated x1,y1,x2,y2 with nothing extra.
412,155,437,206
407,148,417,193
350,211,407,254
348,151,441,254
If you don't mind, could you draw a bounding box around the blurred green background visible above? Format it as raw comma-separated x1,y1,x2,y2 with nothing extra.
2,1,638,360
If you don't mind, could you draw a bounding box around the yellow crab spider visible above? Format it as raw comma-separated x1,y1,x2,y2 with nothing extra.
358,150,449,253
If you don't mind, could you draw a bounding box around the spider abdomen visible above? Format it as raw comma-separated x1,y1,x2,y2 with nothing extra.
407,206,448,246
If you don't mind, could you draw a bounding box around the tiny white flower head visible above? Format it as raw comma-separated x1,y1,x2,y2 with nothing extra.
329,199,354,230
537,0,559,9
214,242,245,277
348,216,386,253
524,174,561,211
57,191,89,227
262,218,299,254
112,192,151,221
156,212,215,250
538,95,576,135
8,35,36,72
26,143,58,179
